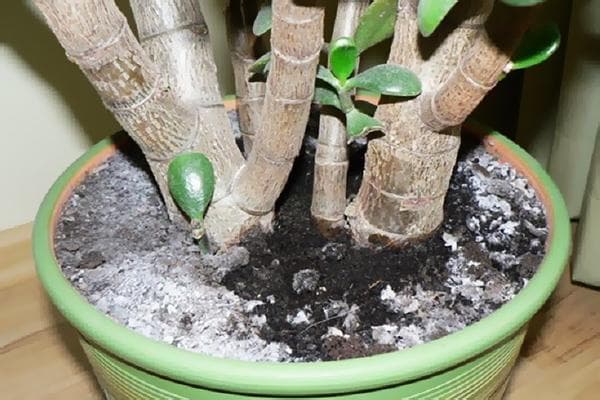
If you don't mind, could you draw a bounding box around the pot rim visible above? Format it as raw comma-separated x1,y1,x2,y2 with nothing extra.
32,121,571,396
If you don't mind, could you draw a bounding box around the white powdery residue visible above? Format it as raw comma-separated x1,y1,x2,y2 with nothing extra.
380,285,396,301
244,300,264,312
513,177,535,199
483,281,515,303
476,194,512,215
380,285,419,314
166,304,177,315
444,252,465,276
80,248,293,362
466,216,480,233
323,300,350,319
451,277,485,303
61,142,547,362
287,309,312,326
292,269,320,294
522,201,543,215
523,220,547,237
372,325,399,346
442,232,459,252
250,314,267,327
499,221,520,236
490,252,520,269
395,325,425,349
342,304,361,332
322,327,345,339
477,151,494,168
467,174,485,192
444,251,494,306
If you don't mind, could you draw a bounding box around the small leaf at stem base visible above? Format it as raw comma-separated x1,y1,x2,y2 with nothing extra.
168,153,215,222
316,66,342,91
249,52,271,75
314,86,342,110
346,108,383,138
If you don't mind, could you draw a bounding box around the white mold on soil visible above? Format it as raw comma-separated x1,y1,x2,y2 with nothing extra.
55,136,546,362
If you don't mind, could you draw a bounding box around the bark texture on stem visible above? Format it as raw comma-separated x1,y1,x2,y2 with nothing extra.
34,0,201,221
311,0,368,237
349,0,494,247
232,0,324,215
420,4,537,131
130,0,245,204
227,0,266,155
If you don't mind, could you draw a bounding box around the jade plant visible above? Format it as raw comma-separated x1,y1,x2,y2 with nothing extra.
35,0,559,250
314,38,421,138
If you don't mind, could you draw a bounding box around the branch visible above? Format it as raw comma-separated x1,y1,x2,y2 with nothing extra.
34,0,201,221
420,3,538,131
232,0,325,216
311,0,369,236
130,0,245,203
227,0,266,155
349,0,494,246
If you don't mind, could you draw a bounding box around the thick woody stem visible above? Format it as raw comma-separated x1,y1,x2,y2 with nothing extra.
311,0,368,237
130,0,245,204
34,0,200,221
232,0,324,216
227,0,266,155
349,0,493,247
421,4,537,131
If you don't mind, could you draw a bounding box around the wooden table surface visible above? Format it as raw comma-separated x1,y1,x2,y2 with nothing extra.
1,223,599,399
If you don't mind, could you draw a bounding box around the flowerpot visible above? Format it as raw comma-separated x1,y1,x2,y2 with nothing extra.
33,122,571,399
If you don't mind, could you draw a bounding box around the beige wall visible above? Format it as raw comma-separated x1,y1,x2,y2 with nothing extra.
0,1,234,231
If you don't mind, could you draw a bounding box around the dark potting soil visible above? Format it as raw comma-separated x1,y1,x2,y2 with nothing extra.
55,114,547,362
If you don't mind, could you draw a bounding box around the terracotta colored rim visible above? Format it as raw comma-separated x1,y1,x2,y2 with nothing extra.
33,121,571,396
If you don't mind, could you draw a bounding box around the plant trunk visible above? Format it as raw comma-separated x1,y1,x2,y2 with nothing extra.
227,0,266,155
349,0,495,246
420,4,537,131
231,0,324,216
129,0,245,204
311,0,368,237
34,0,204,222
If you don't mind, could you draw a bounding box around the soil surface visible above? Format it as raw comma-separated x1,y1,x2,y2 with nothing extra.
55,114,547,362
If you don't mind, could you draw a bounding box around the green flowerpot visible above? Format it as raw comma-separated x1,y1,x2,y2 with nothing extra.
33,123,571,399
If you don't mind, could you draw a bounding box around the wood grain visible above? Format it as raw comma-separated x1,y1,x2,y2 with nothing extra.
1,222,598,399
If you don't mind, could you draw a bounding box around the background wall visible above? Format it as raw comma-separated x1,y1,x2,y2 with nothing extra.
0,1,234,231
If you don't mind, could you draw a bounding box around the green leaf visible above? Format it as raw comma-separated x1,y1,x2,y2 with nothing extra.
417,0,458,37
314,86,341,110
354,0,397,52
329,37,359,83
345,64,422,97
501,0,546,6
252,4,272,36
168,153,215,222
249,51,271,74
316,66,341,91
511,22,560,70
346,108,382,138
